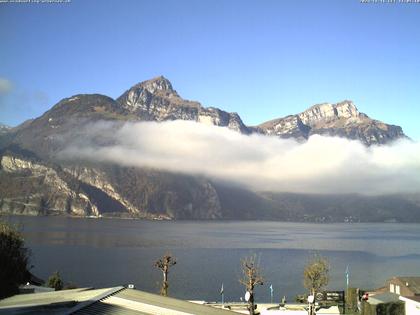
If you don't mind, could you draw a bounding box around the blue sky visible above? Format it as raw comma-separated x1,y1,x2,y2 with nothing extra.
1,0,420,139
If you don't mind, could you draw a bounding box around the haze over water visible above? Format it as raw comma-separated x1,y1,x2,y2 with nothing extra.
5,216,420,302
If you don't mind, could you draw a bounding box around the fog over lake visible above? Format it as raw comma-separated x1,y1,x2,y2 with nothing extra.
5,216,420,302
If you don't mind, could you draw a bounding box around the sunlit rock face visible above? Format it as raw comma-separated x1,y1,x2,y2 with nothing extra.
117,76,250,133
0,155,99,216
298,101,360,125
257,100,405,145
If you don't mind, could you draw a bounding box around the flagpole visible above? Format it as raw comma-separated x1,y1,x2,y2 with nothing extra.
345,265,349,291
270,284,273,304
345,265,349,315
220,283,224,306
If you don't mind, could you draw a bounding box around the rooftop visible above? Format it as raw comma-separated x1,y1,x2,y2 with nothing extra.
400,295,420,303
368,292,400,305
0,286,236,315
391,276,420,294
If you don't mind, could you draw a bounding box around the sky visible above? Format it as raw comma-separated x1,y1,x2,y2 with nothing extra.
1,0,420,140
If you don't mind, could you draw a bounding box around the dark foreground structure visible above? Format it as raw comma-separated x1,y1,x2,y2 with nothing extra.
0,286,235,315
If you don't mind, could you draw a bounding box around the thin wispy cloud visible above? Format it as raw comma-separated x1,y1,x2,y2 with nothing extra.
59,120,420,195
0,78,13,95
0,78,49,125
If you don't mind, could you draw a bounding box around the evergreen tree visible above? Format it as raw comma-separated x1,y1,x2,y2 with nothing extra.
0,220,30,298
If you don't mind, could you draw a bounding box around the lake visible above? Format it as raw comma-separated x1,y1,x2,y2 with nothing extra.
3,216,420,303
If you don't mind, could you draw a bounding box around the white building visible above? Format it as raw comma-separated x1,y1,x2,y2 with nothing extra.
399,296,420,315
260,305,340,315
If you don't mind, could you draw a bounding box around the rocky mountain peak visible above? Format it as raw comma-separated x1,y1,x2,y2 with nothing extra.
6,75,406,150
335,100,359,118
136,75,175,94
115,76,250,133
257,100,405,145
298,100,360,126
117,76,181,113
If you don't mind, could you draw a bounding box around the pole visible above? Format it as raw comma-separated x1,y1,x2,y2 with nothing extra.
345,265,349,314
345,265,349,291
270,284,273,304
220,283,224,306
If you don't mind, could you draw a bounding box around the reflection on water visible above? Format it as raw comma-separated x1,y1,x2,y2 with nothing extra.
4,216,420,302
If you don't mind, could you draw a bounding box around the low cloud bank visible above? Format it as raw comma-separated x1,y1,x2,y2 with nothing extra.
59,120,420,195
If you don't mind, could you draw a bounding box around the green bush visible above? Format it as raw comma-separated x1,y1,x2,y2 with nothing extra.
47,271,63,291
362,301,405,315
376,302,405,315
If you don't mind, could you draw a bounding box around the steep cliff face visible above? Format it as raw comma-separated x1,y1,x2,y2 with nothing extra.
117,76,250,133
107,167,222,219
0,155,98,216
63,166,140,215
62,164,222,219
258,101,405,145
299,101,360,125
0,149,222,219
2,150,418,222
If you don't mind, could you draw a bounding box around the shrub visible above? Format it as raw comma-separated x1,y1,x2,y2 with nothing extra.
47,271,63,291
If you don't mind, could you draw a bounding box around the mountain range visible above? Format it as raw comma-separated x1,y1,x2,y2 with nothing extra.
1,76,419,222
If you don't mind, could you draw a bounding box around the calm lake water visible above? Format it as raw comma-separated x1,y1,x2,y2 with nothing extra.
4,216,420,303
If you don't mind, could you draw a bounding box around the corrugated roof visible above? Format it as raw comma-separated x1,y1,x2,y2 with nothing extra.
0,287,121,315
368,292,400,305
72,288,236,315
0,287,236,315
72,302,150,315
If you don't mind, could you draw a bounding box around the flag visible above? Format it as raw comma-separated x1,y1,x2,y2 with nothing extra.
345,265,349,287
220,283,224,295
269,284,273,294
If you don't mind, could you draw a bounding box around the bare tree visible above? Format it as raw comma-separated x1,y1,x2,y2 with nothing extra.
239,254,264,315
303,254,330,315
154,253,176,296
